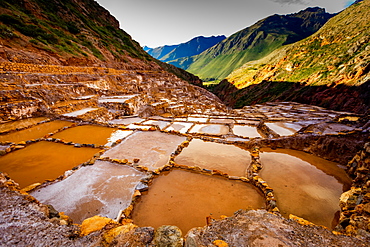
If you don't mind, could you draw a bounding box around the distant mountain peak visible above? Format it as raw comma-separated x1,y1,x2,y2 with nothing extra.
145,35,226,62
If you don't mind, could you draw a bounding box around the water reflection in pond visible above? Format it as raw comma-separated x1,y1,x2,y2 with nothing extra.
0,117,49,134
132,169,264,233
259,148,352,229
175,139,250,177
0,120,74,143
0,141,100,188
52,125,117,146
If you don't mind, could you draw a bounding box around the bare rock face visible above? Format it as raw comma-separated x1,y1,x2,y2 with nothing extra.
153,225,183,247
336,142,370,239
185,210,368,247
0,173,95,246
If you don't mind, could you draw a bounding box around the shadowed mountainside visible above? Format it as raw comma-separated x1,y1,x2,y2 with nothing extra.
212,79,370,114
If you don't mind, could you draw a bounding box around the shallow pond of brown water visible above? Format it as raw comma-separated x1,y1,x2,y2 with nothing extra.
132,169,264,233
259,148,352,229
52,125,117,146
0,120,74,143
0,141,100,188
0,117,49,134
174,139,250,177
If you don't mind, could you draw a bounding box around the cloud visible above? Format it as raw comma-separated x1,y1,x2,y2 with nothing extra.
270,0,307,5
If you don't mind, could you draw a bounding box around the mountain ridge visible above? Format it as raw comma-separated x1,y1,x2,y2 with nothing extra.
145,35,226,63
179,7,335,81
212,0,370,114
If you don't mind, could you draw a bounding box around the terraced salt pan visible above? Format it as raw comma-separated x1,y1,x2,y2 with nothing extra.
187,117,208,123
259,149,352,229
233,125,261,138
209,118,234,124
141,120,170,130
175,139,250,177
126,124,153,130
73,95,96,100
321,123,356,135
62,108,99,117
235,119,260,125
0,141,100,188
165,122,193,134
98,95,139,103
303,123,357,135
31,160,145,224
105,130,133,147
132,169,264,233
52,125,117,146
265,122,302,136
102,131,186,171
189,124,229,135
0,120,74,143
0,117,49,134
108,117,143,125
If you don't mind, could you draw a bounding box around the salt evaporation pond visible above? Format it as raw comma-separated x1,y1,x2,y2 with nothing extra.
32,160,146,224
189,124,229,135
108,117,144,125
0,120,74,143
0,142,100,188
141,120,170,130
175,139,250,177
232,125,261,138
132,169,264,233
265,122,302,136
62,107,99,117
259,148,352,229
165,122,193,134
0,117,49,134
52,125,117,146
102,131,186,171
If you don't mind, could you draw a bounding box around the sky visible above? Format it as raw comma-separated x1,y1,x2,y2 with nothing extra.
96,0,356,48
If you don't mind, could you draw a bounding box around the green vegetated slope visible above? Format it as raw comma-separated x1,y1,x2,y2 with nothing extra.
226,0,370,88
184,7,334,81
213,0,370,114
0,0,152,66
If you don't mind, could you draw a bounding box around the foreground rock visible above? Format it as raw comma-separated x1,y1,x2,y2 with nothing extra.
185,210,367,247
1,172,368,246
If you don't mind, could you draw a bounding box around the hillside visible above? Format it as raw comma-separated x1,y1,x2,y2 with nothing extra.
183,7,334,81
213,0,370,113
145,35,226,62
0,0,199,83
0,0,225,121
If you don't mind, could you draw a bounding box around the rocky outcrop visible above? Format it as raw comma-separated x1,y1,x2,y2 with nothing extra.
336,142,370,239
2,172,369,246
185,210,367,246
